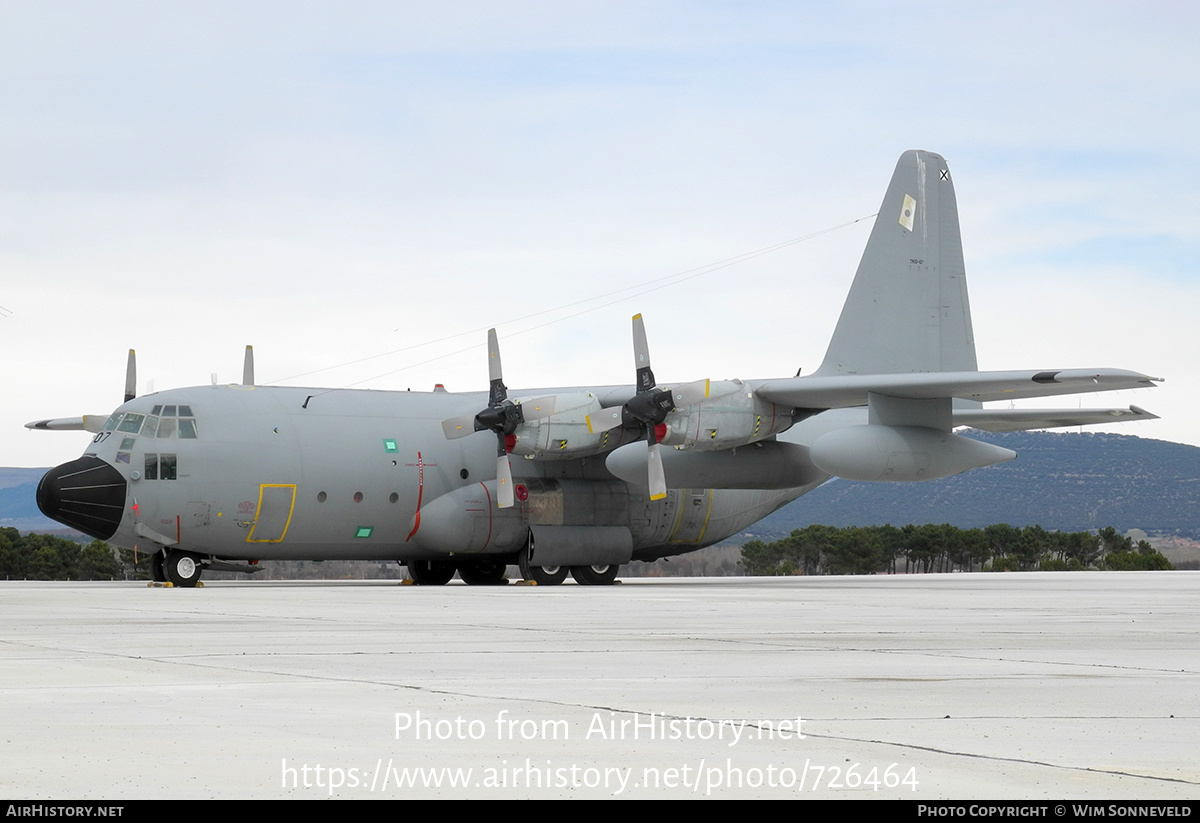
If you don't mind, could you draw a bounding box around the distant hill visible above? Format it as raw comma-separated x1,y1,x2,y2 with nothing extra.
0,468,53,531
6,431,1200,539
740,430,1200,541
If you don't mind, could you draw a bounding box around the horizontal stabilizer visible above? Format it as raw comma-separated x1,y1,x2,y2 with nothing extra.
756,369,1160,409
953,405,1158,433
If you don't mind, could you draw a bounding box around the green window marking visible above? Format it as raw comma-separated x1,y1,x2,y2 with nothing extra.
383,439,398,453
355,526,374,539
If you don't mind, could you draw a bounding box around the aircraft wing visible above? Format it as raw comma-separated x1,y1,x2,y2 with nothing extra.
952,405,1158,433
754,368,1160,409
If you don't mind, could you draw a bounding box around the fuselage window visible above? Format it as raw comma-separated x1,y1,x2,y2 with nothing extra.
144,453,177,480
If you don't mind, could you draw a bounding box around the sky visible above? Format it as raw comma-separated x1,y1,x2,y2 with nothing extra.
2,1,1198,468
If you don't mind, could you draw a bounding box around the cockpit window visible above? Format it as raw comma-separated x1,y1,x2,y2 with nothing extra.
107,407,197,437
117,414,144,433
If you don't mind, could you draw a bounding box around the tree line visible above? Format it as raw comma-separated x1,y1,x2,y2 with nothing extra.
0,528,148,580
1,524,1174,581
740,524,1173,576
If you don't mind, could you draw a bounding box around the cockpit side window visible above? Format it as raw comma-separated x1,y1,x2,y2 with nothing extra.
117,414,144,433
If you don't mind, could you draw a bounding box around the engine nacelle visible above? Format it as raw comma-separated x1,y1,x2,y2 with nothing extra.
659,380,791,451
808,425,1016,482
510,392,619,459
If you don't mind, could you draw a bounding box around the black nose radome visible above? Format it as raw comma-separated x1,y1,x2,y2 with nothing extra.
36,456,127,540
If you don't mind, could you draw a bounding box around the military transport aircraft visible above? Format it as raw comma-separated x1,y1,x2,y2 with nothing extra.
28,151,1160,587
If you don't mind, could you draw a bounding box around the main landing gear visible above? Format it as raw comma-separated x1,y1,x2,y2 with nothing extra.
518,556,569,586
405,557,620,586
406,559,508,585
569,565,620,586
456,560,508,586
406,559,457,585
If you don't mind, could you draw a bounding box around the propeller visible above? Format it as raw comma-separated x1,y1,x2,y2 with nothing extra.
243,345,254,386
124,349,137,402
586,314,709,500
440,329,556,508
28,348,138,433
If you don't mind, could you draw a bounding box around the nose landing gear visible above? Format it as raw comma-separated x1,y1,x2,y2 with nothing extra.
163,550,203,587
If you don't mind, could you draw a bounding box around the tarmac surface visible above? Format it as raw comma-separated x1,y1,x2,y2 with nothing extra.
2,572,1198,799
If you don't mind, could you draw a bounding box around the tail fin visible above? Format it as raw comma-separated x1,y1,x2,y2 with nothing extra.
815,150,977,376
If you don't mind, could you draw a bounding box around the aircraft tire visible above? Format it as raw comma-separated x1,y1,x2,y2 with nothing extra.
456,560,508,586
517,533,566,585
407,559,456,585
570,565,619,586
151,551,167,583
164,550,203,588
520,562,567,586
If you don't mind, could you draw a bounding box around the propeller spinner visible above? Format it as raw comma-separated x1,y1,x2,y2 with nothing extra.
441,329,555,508
586,314,709,500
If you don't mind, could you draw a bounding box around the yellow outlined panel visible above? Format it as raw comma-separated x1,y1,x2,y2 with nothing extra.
246,484,296,543
667,489,713,544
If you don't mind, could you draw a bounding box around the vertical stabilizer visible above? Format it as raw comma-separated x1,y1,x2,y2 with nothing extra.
815,150,976,376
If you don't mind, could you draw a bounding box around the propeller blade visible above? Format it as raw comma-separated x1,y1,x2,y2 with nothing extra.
496,449,514,508
487,328,507,406
243,345,254,386
124,349,137,403
632,313,655,392
646,441,667,501
441,415,481,440
670,378,710,408
25,416,106,433
518,395,557,422
586,406,624,434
